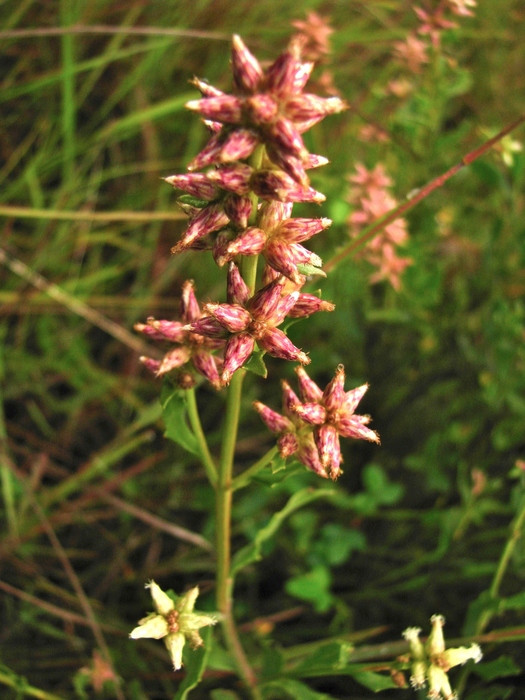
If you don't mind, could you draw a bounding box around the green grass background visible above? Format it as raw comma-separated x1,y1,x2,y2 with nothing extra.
1,1,525,698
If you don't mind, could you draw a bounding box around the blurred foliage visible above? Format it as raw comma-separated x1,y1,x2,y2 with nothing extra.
1,0,525,699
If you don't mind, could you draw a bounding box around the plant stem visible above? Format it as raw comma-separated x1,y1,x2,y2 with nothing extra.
323,113,525,274
216,367,260,694
477,491,525,634
186,387,217,488
232,445,279,492
214,144,266,696
456,488,525,698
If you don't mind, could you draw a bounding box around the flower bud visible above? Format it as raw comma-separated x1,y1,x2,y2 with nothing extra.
231,34,264,94
186,95,243,124
164,173,219,200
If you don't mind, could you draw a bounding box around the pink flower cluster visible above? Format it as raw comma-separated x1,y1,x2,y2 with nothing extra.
136,33,380,476
136,35,344,389
254,365,379,480
347,163,412,291
394,0,476,72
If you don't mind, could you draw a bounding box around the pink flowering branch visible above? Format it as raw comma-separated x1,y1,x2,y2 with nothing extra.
324,113,525,274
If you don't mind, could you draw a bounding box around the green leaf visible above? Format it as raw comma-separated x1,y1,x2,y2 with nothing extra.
297,262,326,278
210,691,242,700
351,671,398,692
207,640,236,673
474,656,521,681
160,381,199,456
261,678,337,700
500,591,525,611
291,641,353,677
464,684,514,700
260,644,284,682
243,347,268,378
173,626,212,700
291,643,396,690
285,565,333,613
231,488,335,577
177,194,210,209
310,524,367,566
362,464,404,506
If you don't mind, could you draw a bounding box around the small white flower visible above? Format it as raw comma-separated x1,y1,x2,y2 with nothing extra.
130,581,219,670
402,615,482,700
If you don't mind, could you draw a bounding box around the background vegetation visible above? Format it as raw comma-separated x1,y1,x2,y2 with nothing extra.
1,1,525,698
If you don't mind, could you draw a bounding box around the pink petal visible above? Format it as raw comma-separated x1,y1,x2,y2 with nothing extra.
295,366,323,402
206,303,251,333
231,35,264,94
258,327,309,364
342,383,369,414
293,402,326,425
253,401,293,434
323,364,346,413
221,333,255,385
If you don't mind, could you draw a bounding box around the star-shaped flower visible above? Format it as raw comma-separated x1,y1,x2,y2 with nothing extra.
135,280,224,389
292,365,380,478
129,581,218,671
402,615,482,700
186,264,314,385
185,35,346,185
255,364,379,479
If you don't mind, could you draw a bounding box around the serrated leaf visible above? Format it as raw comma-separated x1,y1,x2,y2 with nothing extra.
231,488,335,577
160,382,199,455
173,626,212,700
261,678,337,700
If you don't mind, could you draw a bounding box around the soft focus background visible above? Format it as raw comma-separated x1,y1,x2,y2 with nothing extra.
1,1,525,698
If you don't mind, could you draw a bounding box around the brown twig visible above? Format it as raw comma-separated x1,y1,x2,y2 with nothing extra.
324,113,525,273
0,579,124,635
0,247,162,358
11,470,126,700
97,491,215,552
0,204,184,222
0,24,231,41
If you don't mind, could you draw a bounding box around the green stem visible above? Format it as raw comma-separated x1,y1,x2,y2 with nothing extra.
456,490,525,698
213,143,266,697
232,445,279,492
477,492,525,634
216,368,260,693
186,387,217,488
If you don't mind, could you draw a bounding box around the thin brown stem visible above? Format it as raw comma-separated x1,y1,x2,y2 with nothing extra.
0,246,162,358
324,113,525,274
0,25,230,41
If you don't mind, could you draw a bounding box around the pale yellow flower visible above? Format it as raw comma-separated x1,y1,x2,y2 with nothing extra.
130,581,218,670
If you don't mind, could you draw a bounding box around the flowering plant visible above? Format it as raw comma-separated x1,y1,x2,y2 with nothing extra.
127,13,524,698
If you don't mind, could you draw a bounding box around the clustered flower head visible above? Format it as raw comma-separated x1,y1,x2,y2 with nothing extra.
391,1,475,96
129,581,219,670
347,163,412,290
402,615,482,700
137,34,345,391
254,364,379,480
135,279,224,389
136,31,379,478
